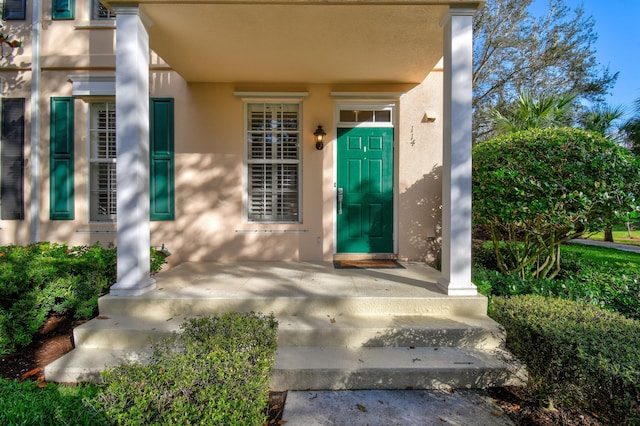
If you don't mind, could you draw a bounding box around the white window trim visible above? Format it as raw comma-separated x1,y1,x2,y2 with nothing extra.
92,0,116,20
243,101,303,224
68,75,115,97
87,100,117,223
335,102,396,128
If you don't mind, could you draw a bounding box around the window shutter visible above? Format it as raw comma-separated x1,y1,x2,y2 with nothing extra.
3,0,26,20
1,98,25,220
52,0,75,20
150,98,174,220
50,97,75,220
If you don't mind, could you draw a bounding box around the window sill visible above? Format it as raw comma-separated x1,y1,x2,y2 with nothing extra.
74,22,116,30
235,229,308,234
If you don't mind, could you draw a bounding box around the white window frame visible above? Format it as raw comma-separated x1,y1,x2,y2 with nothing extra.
333,100,399,254
92,0,115,20
335,103,395,128
244,101,302,223
88,101,117,222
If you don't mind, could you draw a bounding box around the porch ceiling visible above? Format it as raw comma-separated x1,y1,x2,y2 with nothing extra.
107,1,481,84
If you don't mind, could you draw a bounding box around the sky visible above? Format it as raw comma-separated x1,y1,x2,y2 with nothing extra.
531,0,640,119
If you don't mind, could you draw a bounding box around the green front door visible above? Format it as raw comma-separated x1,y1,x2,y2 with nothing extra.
337,127,394,253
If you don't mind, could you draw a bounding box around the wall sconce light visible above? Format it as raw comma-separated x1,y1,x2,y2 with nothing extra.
314,125,327,150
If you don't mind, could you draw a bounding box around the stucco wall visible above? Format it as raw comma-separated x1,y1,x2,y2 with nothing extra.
0,0,445,265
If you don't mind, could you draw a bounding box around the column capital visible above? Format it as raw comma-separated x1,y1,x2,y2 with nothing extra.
440,5,478,27
111,4,153,28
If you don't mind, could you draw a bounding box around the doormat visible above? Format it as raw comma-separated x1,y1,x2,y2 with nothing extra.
333,259,405,269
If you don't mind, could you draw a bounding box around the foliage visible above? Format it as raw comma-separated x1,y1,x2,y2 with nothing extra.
473,127,640,278
0,243,167,355
623,97,640,156
579,103,627,141
490,90,576,134
475,243,640,320
0,377,108,426
0,243,116,355
0,26,21,59
491,295,640,424
473,0,617,142
95,312,278,426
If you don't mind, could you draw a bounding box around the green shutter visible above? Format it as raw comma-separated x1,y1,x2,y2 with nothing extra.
52,0,75,19
50,97,75,220
3,0,26,20
1,98,25,220
150,98,175,220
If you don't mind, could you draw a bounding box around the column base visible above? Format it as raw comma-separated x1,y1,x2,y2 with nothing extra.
437,277,478,296
109,277,157,297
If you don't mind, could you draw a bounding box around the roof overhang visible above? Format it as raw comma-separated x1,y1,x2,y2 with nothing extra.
106,0,483,84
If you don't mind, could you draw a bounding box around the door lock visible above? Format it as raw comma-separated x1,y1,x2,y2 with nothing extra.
337,188,344,215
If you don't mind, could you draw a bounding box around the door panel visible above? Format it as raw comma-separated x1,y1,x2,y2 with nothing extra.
337,127,393,253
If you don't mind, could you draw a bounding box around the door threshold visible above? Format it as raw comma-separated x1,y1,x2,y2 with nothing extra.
333,253,397,261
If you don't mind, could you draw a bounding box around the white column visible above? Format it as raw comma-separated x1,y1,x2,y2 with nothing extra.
109,5,156,296
438,7,477,296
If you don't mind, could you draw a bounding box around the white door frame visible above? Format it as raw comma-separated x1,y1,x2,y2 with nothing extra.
332,99,398,256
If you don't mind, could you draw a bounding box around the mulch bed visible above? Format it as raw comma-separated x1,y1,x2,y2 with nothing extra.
487,386,605,426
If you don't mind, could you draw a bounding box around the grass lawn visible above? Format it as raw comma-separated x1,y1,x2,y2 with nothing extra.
584,222,640,246
0,378,107,425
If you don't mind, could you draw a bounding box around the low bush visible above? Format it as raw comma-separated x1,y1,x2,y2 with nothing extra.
474,242,640,320
94,312,278,426
0,377,107,425
0,242,168,355
492,295,640,424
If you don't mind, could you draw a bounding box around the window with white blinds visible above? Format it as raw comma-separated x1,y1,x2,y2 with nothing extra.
93,0,115,19
89,102,117,221
246,103,300,222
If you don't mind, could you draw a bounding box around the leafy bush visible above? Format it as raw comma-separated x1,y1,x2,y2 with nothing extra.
474,242,640,320
473,127,640,278
95,312,278,426
491,295,640,424
0,242,167,355
0,377,107,425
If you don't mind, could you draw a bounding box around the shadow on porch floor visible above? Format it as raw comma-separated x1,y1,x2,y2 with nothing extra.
147,260,446,298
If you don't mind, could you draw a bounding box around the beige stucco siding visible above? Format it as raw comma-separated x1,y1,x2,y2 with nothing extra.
23,70,444,263
0,0,451,265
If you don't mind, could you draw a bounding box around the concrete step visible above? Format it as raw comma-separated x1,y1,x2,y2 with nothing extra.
278,314,504,350
97,294,489,319
271,346,521,390
45,345,521,390
71,313,504,351
44,348,153,383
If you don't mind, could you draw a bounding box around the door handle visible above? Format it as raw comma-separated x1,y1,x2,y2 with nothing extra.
337,188,344,215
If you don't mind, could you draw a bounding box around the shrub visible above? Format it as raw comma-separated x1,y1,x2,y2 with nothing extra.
474,242,640,320
491,295,640,424
95,312,278,426
0,242,167,355
473,127,640,278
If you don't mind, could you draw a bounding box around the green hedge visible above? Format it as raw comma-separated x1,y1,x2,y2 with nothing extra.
0,242,167,355
474,242,640,320
94,312,278,426
492,295,640,424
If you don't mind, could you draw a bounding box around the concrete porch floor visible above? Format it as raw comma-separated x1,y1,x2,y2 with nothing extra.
150,260,446,298
98,260,489,319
